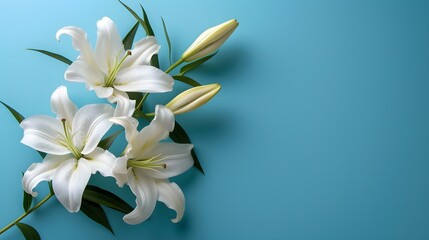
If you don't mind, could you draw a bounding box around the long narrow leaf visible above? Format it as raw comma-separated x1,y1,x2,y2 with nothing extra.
0,101,45,158
23,191,33,212
80,199,114,234
180,51,218,75
98,130,123,150
119,0,149,35
83,185,133,214
27,49,72,65
122,22,139,50
0,101,24,123
161,17,173,65
16,223,41,240
173,75,202,87
169,121,204,174
140,4,155,36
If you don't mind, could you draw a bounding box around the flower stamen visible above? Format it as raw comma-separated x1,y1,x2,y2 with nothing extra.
61,119,82,159
127,154,167,170
104,50,132,87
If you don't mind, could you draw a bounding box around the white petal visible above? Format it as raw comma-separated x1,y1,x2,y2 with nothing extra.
65,57,105,86
95,17,125,74
94,86,114,99
123,168,158,224
53,158,92,212
84,147,115,177
122,36,160,68
141,143,193,179
22,154,72,197
50,86,77,125
112,155,129,187
72,104,114,155
157,180,185,223
110,116,138,143
56,27,93,60
111,96,138,142
114,96,136,118
20,116,70,155
107,89,129,103
114,65,173,93
129,105,174,155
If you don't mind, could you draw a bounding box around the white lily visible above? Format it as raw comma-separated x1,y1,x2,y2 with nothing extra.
110,104,193,224
21,86,117,213
56,17,174,102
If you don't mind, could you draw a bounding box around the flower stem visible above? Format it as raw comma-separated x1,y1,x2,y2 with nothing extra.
165,58,184,74
0,192,54,235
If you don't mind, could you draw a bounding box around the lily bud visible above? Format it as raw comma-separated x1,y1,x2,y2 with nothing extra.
182,19,238,62
166,84,221,114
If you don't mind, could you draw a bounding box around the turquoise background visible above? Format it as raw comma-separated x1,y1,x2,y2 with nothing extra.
1,0,429,239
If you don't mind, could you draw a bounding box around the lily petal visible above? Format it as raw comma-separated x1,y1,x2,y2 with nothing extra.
84,147,115,177
122,36,160,68
157,180,185,223
95,17,125,74
110,96,138,142
72,104,114,155
20,115,70,155
94,86,114,99
22,154,72,197
124,168,158,224
114,65,173,93
53,158,92,212
129,105,174,155
112,155,129,187
65,57,105,86
141,143,194,179
50,86,77,125
56,27,94,62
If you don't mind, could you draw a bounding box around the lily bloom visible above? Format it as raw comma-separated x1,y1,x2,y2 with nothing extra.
56,17,174,102
111,103,193,224
21,86,116,212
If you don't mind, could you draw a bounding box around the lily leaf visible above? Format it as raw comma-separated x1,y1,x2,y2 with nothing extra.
172,75,202,87
170,121,204,174
0,101,24,123
122,22,139,50
23,191,33,212
80,199,114,235
16,223,41,240
98,130,123,150
83,185,133,214
180,51,218,76
161,17,173,65
27,49,72,65
140,4,155,36
119,0,150,35
0,101,46,159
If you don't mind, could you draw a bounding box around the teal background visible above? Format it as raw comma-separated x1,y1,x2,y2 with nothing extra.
1,0,429,239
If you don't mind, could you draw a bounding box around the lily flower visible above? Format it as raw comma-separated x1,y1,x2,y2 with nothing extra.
56,17,174,102
110,104,193,224
21,86,116,212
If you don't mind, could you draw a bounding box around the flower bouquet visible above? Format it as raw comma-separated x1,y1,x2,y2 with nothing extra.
0,1,238,239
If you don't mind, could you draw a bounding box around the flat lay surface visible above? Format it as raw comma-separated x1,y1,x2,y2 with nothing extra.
1,0,429,239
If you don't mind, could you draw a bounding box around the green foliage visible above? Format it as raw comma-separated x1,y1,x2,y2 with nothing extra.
122,22,139,50
16,223,41,240
173,75,202,87
83,185,133,214
27,49,72,65
180,51,218,75
80,199,114,234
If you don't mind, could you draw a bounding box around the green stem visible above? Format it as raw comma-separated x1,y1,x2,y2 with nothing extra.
0,192,54,235
135,93,149,111
165,58,184,74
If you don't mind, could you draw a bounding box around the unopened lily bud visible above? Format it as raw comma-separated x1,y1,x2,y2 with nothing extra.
166,84,221,114
182,19,238,62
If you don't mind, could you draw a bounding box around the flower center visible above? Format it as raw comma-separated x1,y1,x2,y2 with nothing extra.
104,50,132,87
59,119,82,159
127,154,167,171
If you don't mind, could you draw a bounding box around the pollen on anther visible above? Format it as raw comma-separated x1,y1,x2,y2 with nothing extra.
127,50,132,56
61,118,66,122
162,163,167,169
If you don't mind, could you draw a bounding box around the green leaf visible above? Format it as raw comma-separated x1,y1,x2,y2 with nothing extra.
16,223,41,240
98,130,123,150
83,185,133,214
140,4,155,36
169,121,204,174
172,75,202,87
122,22,139,50
0,101,25,123
27,49,72,65
23,191,33,212
80,199,114,235
151,54,160,68
118,0,150,35
180,51,218,76
0,101,45,158
161,17,173,65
